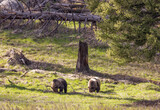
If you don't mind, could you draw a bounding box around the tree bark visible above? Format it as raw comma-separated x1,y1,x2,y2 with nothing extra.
0,11,101,22
33,3,89,13
51,3,86,8
76,41,90,72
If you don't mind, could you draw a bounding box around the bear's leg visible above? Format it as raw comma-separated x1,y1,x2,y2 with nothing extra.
96,86,100,93
64,86,67,93
59,88,63,93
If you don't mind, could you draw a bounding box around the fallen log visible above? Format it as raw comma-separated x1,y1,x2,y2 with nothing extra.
57,0,85,4
50,5,90,13
33,3,89,13
33,6,89,13
34,0,50,9
0,11,101,22
34,3,87,9
50,3,87,8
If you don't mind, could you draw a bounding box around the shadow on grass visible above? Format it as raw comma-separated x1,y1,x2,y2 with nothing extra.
82,69,160,86
5,83,46,93
133,99,160,106
28,61,75,74
5,83,136,102
65,92,137,102
100,90,116,94
122,99,160,107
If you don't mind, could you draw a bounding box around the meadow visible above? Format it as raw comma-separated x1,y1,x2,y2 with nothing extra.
0,23,160,110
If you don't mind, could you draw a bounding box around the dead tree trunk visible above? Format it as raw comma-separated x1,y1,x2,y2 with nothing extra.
76,41,90,72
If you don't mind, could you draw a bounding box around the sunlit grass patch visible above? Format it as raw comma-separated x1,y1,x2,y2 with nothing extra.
0,75,160,110
0,27,160,109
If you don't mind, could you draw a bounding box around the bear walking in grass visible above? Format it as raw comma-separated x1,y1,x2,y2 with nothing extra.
88,77,101,93
51,78,67,93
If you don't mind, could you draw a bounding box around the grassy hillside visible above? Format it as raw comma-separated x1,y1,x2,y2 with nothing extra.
0,25,160,110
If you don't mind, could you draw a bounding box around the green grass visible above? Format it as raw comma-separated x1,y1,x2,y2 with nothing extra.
0,26,160,110
0,74,160,110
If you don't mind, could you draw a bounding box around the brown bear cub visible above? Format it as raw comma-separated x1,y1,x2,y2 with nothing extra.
51,78,67,93
88,77,100,93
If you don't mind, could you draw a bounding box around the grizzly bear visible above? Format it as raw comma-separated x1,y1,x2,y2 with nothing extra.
51,78,67,93
88,77,100,93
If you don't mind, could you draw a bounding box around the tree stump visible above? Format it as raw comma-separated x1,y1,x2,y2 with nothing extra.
76,41,90,72
6,48,31,65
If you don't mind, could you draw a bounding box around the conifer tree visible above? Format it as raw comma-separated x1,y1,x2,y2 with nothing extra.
87,0,160,62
